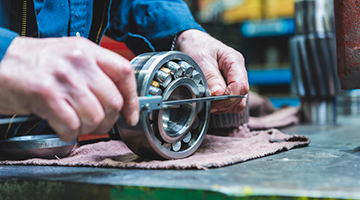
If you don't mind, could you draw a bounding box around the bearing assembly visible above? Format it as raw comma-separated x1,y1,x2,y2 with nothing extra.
114,51,249,160
115,51,211,160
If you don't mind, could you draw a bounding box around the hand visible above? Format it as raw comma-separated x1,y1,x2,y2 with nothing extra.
175,29,249,113
0,36,139,141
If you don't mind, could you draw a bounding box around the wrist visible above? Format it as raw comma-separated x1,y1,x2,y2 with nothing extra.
174,29,206,51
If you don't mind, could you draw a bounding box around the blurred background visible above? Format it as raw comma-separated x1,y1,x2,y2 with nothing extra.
100,0,360,125
102,0,297,106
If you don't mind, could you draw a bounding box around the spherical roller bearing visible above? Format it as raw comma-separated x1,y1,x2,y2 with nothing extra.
115,51,211,160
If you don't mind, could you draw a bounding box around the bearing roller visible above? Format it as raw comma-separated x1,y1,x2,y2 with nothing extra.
115,51,210,160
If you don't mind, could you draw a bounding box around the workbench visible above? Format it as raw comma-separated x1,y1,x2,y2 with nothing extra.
1,115,360,200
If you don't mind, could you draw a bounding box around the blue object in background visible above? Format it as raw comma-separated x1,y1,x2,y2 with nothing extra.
241,18,295,38
247,68,292,85
268,97,300,109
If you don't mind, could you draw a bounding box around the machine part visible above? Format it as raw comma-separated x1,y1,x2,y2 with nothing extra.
191,70,203,85
300,97,336,124
209,97,250,129
337,90,360,115
149,86,163,96
290,0,340,124
179,61,194,77
0,135,77,160
182,132,192,143
155,70,172,87
160,67,172,75
166,61,184,78
197,84,206,97
151,80,160,88
116,51,211,160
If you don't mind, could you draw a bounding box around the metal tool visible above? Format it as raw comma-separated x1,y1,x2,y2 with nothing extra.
138,95,246,111
0,135,77,160
0,95,245,126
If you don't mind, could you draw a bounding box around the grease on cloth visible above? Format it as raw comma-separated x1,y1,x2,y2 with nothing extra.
0,128,310,169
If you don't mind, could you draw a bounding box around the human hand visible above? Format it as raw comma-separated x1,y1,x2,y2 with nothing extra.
175,29,249,113
0,36,139,141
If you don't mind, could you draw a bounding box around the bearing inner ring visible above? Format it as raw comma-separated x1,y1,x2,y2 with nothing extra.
158,78,199,144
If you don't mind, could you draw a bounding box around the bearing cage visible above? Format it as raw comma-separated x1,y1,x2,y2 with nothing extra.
116,51,211,159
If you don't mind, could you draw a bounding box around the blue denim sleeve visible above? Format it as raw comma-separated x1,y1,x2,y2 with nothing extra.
0,28,19,61
105,0,205,55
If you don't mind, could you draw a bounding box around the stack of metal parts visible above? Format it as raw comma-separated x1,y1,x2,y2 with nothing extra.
290,0,340,123
209,97,249,129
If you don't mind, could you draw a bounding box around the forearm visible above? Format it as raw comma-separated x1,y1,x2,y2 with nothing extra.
106,0,205,54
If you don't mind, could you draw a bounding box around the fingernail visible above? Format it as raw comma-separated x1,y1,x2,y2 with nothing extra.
210,85,224,95
129,110,139,126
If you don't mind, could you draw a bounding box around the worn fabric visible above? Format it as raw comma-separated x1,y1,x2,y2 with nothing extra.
0,128,310,169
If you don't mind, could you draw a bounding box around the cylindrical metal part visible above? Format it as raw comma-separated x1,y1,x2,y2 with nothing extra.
155,70,172,87
149,86,163,96
166,61,184,78
291,0,340,124
337,90,360,115
209,97,249,129
172,141,181,152
182,132,192,143
197,84,205,97
179,61,194,77
300,97,336,124
191,70,202,85
160,67,172,75
151,80,160,88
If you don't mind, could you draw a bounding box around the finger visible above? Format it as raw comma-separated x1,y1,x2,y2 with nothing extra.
218,50,249,96
55,69,105,134
67,82,105,134
86,68,124,134
34,97,80,142
94,48,139,126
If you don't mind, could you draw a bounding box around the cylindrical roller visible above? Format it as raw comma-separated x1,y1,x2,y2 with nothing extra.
155,70,172,87
179,61,194,77
149,86,163,96
197,84,205,97
191,70,202,84
166,61,184,78
183,132,192,143
151,80,160,88
172,141,182,152
160,67,172,74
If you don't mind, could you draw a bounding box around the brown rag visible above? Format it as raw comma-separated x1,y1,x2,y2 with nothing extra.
0,128,310,169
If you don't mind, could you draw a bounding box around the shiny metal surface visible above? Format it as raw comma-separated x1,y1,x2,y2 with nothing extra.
116,51,211,159
290,0,340,123
178,61,194,77
0,135,77,160
209,97,249,129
